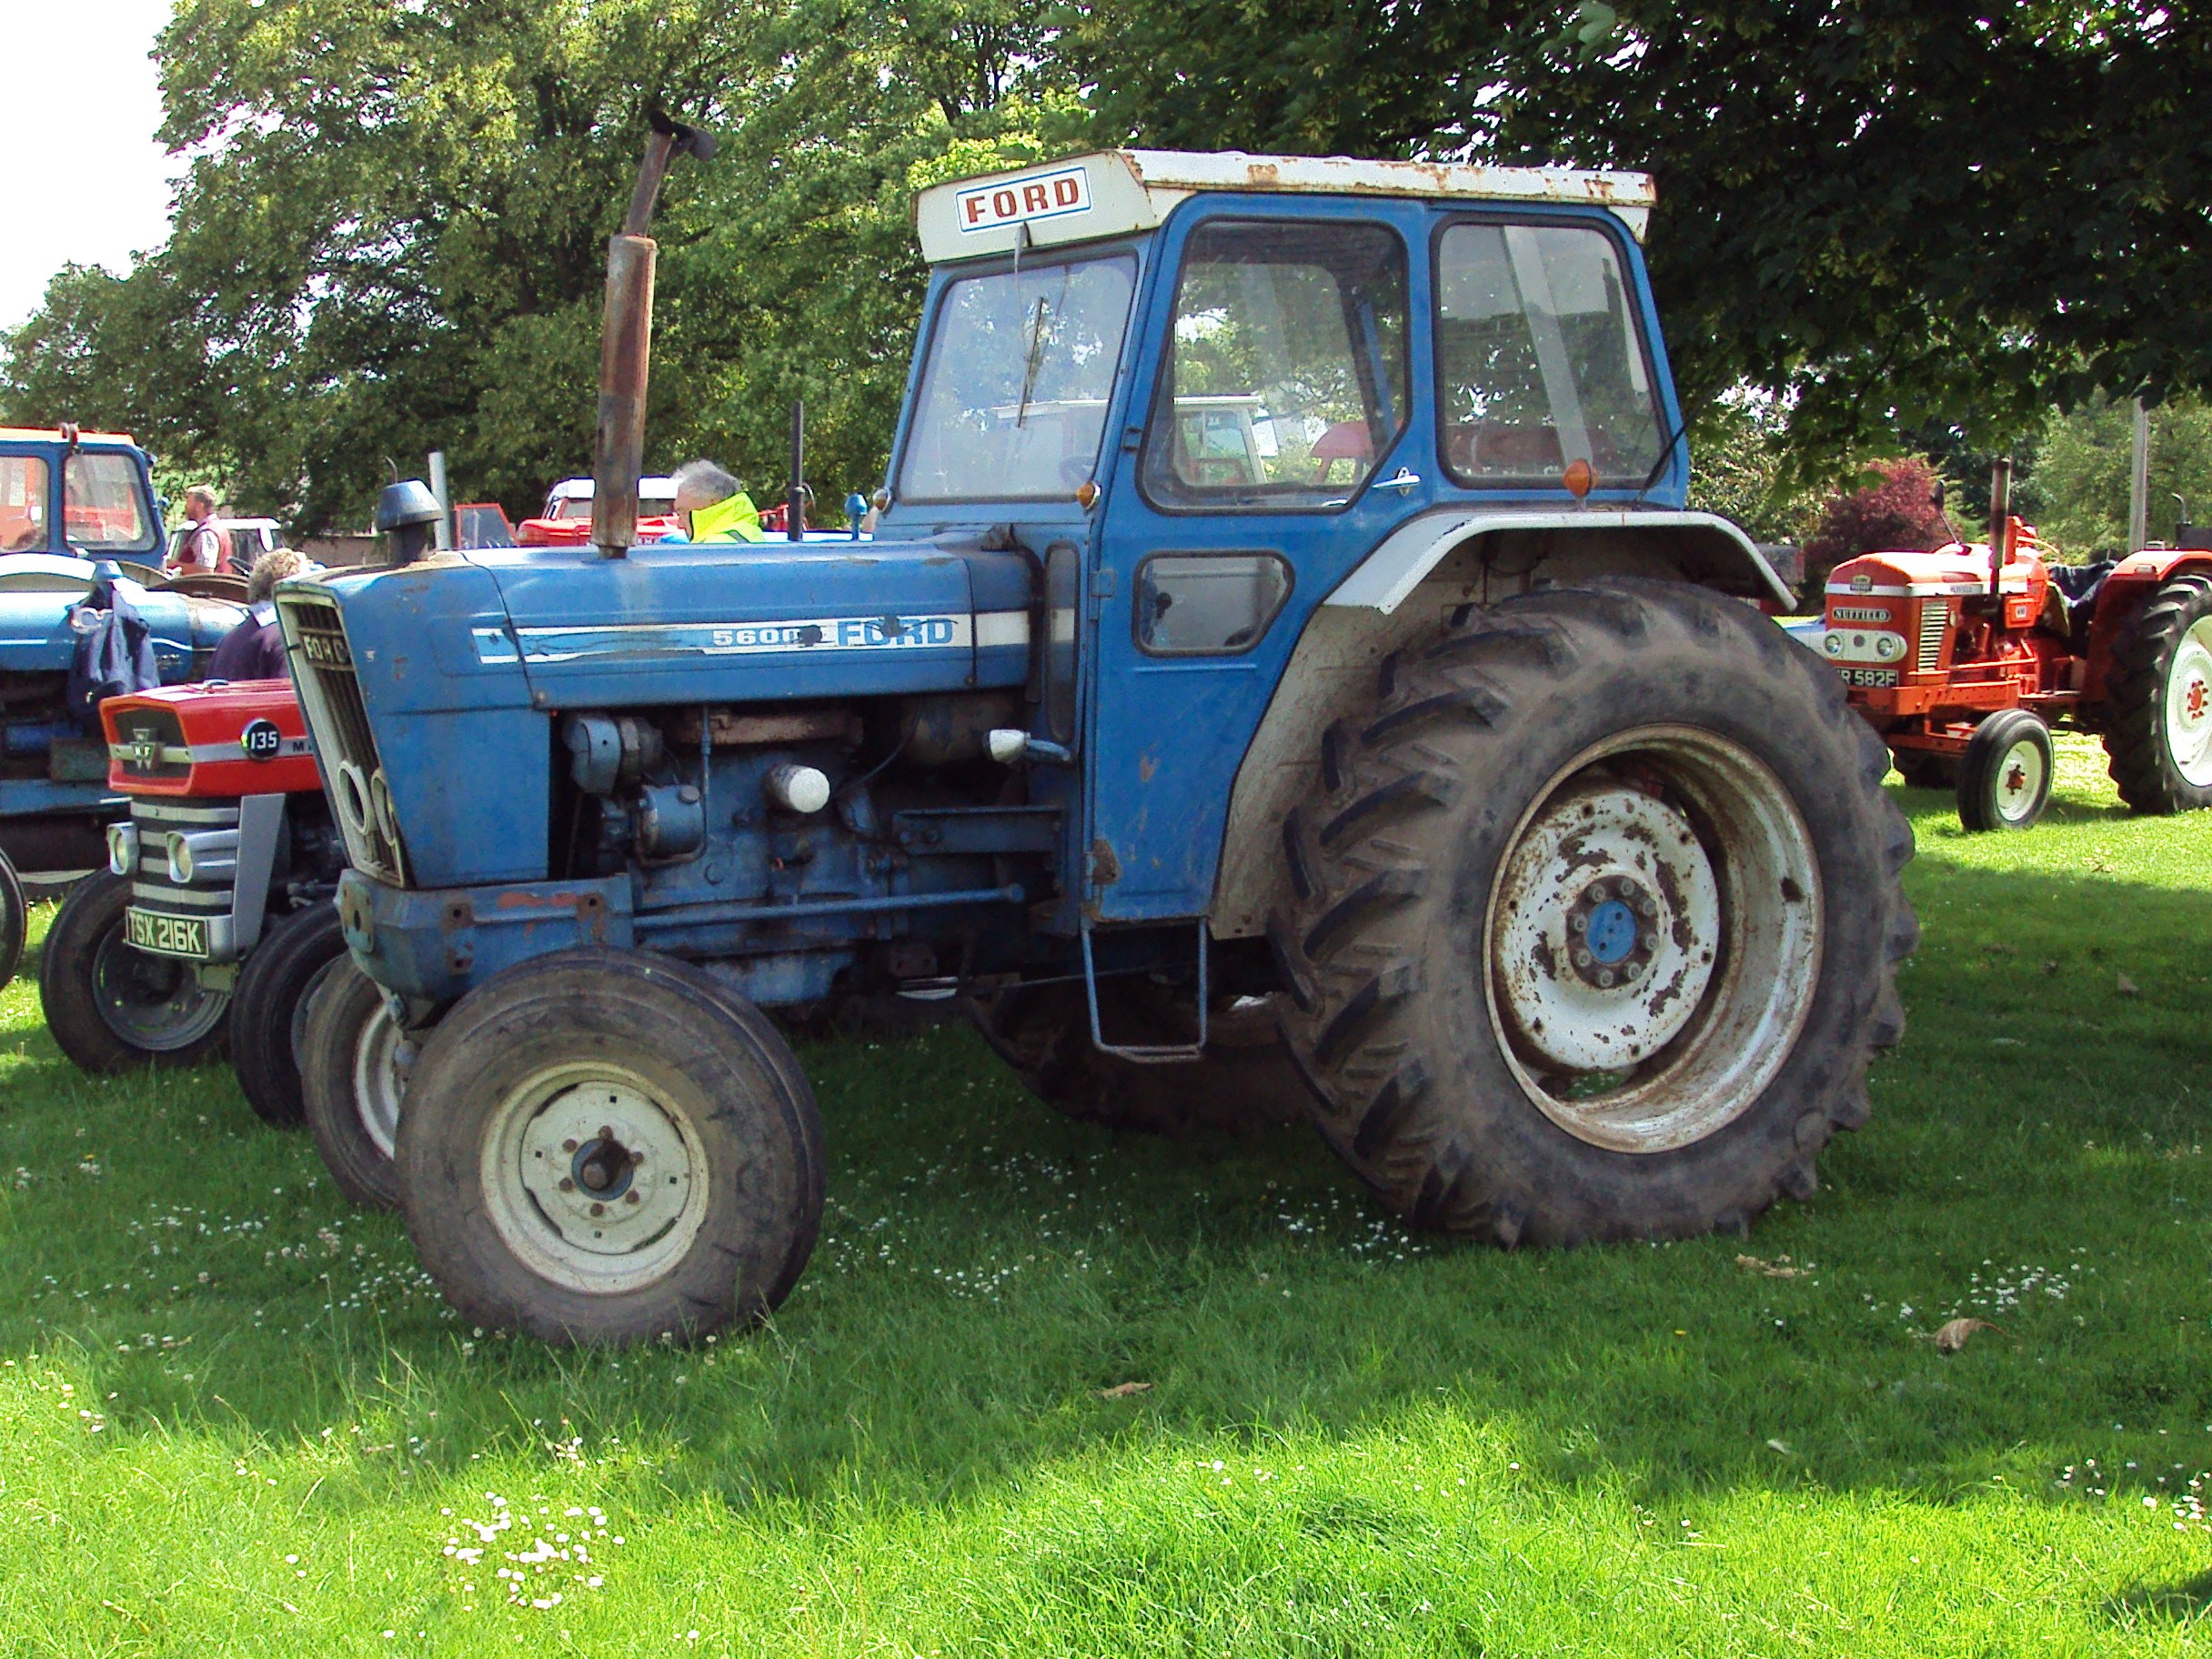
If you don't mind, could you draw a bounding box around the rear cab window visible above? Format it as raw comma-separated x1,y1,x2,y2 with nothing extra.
0,454,49,552
1435,220,1663,488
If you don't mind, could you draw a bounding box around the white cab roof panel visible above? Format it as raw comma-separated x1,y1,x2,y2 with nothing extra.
914,150,1656,264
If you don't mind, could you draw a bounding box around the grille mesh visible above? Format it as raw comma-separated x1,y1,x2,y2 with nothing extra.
1916,601,1949,674
277,591,408,884
129,799,240,917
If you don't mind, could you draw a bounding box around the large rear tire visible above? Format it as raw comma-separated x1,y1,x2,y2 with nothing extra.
396,949,824,1345
2102,574,2212,813
300,959,411,1210
0,848,24,985
228,901,348,1127
1271,577,1915,1247
36,870,229,1072
966,980,1303,1135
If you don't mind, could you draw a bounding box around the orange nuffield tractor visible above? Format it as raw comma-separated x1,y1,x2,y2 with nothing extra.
1818,461,2212,830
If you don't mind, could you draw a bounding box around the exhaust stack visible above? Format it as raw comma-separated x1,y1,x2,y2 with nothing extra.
592,113,717,559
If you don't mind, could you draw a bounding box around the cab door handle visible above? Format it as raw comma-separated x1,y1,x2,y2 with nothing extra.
1377,468,1422,494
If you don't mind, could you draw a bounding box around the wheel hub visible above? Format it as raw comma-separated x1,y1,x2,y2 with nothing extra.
508,1078,699,1268
1491,780,1721,1074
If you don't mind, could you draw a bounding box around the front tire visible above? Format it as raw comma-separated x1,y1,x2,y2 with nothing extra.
1956,709,2053,831
300,959,412,1210
1272,578,1915,1247
2103,574,2212,813
396,949,824,1345
0,848,24,984
36,871,229,1072
228,901,349,1127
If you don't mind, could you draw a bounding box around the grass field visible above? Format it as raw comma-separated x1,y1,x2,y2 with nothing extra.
2,731,2208,1655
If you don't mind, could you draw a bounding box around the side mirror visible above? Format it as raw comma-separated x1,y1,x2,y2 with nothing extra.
1930,479,1946,511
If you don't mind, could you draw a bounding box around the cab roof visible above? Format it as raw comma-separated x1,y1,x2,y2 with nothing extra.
0,426,139,446
914,149,1656,265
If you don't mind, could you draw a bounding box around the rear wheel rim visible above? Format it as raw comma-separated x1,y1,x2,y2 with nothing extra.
351,999,410,1161
2164,618,2212,787
480,1060,709,1294
1485,726,1824,1154
92,925,226,1051
1993,735,2047,825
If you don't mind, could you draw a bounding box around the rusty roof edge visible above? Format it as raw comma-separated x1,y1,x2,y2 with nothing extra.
1116,149,1656,209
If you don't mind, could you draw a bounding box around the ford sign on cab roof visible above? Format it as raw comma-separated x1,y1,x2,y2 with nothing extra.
912,149,1658,264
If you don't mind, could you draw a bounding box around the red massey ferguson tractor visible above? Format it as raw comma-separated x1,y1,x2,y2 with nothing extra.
1818,463,2212,830
37,683,410,1189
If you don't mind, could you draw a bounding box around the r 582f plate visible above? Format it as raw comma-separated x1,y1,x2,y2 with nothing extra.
1841,667,1899,688
125,908,207,959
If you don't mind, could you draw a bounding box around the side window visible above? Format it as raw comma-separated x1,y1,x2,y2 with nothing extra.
61,452,156,553
1135,553,1292,656
1436,222,1663,488
1141,220,1408,510
0,455,49,552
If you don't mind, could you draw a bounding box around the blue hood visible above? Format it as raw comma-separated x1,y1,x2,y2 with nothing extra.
0,557,241,679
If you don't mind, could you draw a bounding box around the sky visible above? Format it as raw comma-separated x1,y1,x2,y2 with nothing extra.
0,0,179,329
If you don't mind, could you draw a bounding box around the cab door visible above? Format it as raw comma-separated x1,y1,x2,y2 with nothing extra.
1085,200,1433,921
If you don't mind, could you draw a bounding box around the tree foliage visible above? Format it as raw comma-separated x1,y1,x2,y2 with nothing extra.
1802,456,1953,588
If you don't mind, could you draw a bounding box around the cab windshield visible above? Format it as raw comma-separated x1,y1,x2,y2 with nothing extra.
62,452,156,553
898,254,1137,504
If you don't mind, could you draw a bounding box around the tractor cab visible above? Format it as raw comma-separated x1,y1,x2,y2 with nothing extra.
0,427,163,561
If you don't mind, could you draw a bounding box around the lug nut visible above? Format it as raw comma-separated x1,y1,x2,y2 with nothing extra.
558,1178,575,1192
562,1139,578,1153
589,1202,605,1217
1567,913,1588,934
626,1191,640,1205
1595,968,1615,988
1573,949,1592,968
1624,961,1644,981
1644,933,1661,951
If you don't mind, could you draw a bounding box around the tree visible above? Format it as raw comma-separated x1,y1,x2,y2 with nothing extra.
1802,457,1953,591
2030,393,2212,558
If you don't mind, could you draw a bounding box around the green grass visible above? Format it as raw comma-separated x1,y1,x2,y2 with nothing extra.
2,730,2209,1655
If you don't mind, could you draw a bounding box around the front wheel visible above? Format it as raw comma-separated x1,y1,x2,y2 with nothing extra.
1272,578,1915,1248
228,901,349,1127
0,848,24,984
1956,709,2053,831
300,959,413,1210
36,871,229,1072
2102,574,2212,813
396,949,824,1345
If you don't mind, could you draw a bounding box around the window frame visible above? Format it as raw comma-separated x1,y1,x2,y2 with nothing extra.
60,449,158,554
1130,548,1295,659
893,245,1143,508
1429,209,1667,494
1137,216,1413,518
0,452,53,553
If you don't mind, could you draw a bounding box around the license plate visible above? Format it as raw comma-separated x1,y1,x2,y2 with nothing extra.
1842,667,1899,688
126,908,208,959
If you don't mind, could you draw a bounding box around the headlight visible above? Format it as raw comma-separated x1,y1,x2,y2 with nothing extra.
1823,631,1845,657
165,831,195,885
106,822,138,878
1875,632,1904,660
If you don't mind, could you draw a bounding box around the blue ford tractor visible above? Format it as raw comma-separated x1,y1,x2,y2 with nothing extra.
278,142,1915,1344
0,426,243,983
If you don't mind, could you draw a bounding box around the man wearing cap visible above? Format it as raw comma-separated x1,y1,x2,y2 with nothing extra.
667,459,768,543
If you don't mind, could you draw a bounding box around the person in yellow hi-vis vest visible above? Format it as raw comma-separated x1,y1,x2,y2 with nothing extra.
668,458,768,543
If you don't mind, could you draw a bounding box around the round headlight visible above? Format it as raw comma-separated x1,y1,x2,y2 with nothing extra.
1823,632,1845,657
1875,633,1903,660
165,831,195,885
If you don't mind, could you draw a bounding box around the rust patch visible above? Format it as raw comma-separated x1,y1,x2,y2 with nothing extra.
1138,754,1157,783
1089,838,1122,887
1531,935,1557,978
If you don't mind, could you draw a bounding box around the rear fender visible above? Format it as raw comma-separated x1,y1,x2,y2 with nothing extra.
2080,551,2212,709
1209,511,1786,939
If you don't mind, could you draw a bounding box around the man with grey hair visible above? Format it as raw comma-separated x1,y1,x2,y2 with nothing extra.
166,485,227,573
668,458,767,543
207,547,311,680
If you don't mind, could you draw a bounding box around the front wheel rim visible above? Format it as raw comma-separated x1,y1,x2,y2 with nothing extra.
2165,618,2212,787
1484,726,1824,1154
351,1000,411,1161
480,1060,709,1295
92,926,227,1051
1993,736,2047,824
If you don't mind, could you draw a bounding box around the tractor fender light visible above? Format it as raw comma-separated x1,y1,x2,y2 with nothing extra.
765,763,831,815
987,729,1031,763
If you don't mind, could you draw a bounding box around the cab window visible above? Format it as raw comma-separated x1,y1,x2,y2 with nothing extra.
62,452,156,553
1141,221,1407,510
0,456,49,552
1436,221,1663,488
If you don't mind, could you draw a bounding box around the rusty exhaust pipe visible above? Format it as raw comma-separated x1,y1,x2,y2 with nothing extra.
592,113,717,559
1986,457,2013,612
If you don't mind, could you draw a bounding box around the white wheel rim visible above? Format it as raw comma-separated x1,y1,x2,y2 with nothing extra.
1484,726,1824,1154
2165,618,2212,787
350,999,410,1161
1993,736,2046,824
481,1061,709,1295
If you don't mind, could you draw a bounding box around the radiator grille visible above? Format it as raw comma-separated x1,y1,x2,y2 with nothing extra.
1916,600,1949,674
129,798,240,917
277,591,408,884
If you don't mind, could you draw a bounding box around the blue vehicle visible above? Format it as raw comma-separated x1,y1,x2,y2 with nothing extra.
0,427,243,981
278,149,1915,1344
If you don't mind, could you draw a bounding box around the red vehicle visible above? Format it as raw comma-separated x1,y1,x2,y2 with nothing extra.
515,476,682,547
1819,463,2212,830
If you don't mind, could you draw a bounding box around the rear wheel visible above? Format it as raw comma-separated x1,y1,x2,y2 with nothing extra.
0,849,23,984
229,901,348,1127
396,949,823,1344
1956,709,2053,831
2103,575,2212,813
1272,578,1915,1247
37,871,228,1072
300,959,412,1210
966,980,1302,1135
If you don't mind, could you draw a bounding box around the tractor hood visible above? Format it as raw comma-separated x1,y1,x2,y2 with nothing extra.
0,556,242,678
1826,541,2048,600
